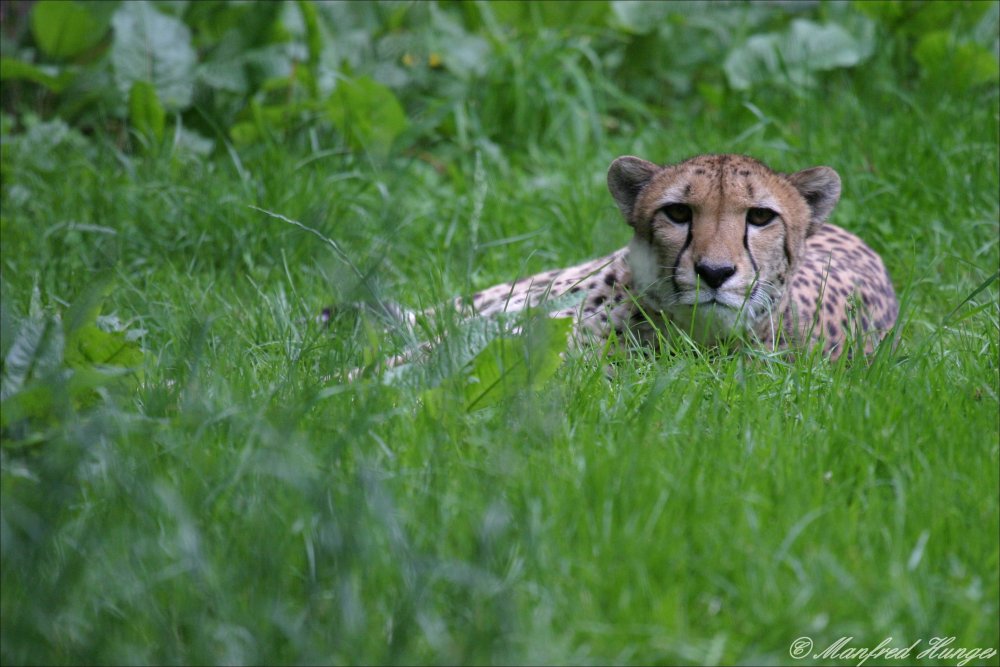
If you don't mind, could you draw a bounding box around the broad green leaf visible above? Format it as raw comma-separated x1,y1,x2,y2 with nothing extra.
783,19,873,72
0,57,75,92
65,324,144,373
188,2,284,94
1,380,56,429
327,76,409,157
110,1,196,110
196,59,249,94
463,316,571,412
421,316,572,414
724,19,873,90
0,365,131,432
914,31,1000,93
724,33,782,91
0,281,144,436
62,279,144,376
242,42,298,83
31,0,109,60
1,317,64,402
379,315,506,389
128,80,165,143
184,0,281,48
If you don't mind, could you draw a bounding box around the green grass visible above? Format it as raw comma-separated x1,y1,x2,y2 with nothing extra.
2,14,999,667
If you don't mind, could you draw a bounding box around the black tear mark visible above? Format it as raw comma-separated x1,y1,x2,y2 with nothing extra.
780,218,793,267
743,221,759,273
672,225,693,294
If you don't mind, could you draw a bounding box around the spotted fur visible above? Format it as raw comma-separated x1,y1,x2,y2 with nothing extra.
446,154,898,360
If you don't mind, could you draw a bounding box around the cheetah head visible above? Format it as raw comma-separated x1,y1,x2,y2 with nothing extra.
608,153,840,345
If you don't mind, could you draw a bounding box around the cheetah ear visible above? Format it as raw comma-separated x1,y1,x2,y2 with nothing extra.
608,156,659,225
788,166,841,235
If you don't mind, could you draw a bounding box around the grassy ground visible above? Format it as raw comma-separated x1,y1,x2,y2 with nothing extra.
2,11,999,667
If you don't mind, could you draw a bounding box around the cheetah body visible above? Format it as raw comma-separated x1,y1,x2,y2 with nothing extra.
460,154,898,358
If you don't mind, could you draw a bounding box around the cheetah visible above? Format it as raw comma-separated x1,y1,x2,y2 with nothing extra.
374,154,898,366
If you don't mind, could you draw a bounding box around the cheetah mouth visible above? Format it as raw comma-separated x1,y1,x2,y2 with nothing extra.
675,301,741,321
664,300,744,344
677,291,745,311
666,288,771,336
674,284,774,318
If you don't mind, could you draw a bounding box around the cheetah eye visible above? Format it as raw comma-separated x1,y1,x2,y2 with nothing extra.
661,203,693,225
747,207,777,227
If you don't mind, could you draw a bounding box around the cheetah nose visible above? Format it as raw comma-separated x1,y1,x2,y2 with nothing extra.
694,262,737,289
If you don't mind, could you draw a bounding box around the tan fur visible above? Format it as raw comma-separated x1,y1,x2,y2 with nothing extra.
454,154,898,360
